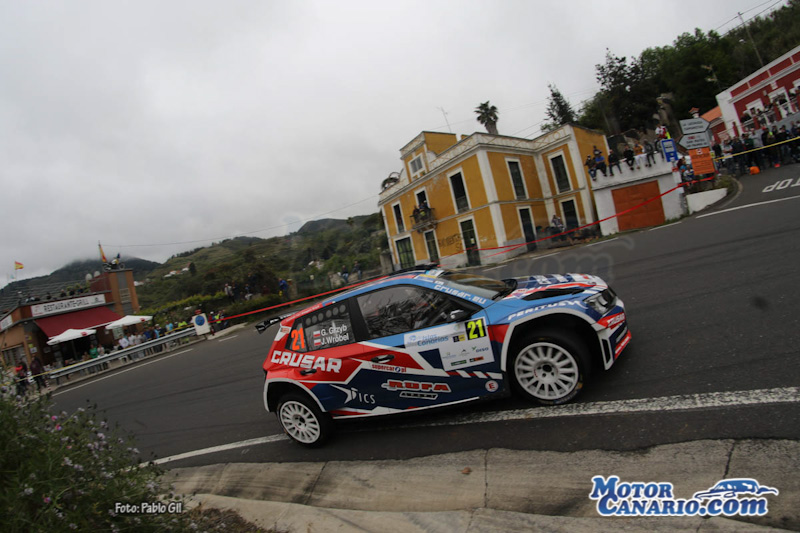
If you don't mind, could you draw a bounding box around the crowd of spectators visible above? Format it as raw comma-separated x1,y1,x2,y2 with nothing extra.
715,122,800,176
585,131,662,181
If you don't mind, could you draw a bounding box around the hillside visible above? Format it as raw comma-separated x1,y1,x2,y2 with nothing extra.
0,213,387,314
136,212,387,310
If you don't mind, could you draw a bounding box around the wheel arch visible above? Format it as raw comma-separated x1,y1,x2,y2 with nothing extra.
500,311,603,373
264,379,325,413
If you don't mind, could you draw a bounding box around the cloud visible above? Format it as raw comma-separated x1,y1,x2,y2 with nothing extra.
0,0,770,287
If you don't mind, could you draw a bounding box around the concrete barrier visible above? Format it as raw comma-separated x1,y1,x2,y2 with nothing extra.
686,188,728,214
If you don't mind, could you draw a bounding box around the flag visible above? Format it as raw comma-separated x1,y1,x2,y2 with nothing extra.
14,261,23,270
99,243,108,263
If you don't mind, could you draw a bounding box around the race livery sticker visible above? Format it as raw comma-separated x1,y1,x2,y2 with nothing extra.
330,384,376,405
382,379,451,400
589,476,779,517
308,319,351,348
403,317,494,371
270,350,342,373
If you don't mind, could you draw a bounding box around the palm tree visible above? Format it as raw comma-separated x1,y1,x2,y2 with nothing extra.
475,101,499,134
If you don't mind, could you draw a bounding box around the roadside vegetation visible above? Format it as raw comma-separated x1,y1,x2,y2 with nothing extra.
544,1,800,134
0,388,268,532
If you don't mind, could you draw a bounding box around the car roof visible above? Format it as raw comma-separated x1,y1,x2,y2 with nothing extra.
279,267,447,326
324,267,445,304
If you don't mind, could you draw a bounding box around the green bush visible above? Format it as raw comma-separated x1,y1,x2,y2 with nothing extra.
0,390,259,532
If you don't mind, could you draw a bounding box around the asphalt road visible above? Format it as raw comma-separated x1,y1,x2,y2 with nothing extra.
52,167,800,468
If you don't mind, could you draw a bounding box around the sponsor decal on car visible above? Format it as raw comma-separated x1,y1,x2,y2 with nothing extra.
406,332,450,347
507,299,588,321
369,362,407,373
589,476,779,517
381,380,451,393
598,312,626,329
330,385,376,405
270,350,342,373
432,284,488,305
614,331,632,358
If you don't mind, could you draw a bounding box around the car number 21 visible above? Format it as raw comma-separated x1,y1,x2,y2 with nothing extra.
466,317,487,339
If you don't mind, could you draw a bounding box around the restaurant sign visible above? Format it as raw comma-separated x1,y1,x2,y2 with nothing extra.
31,295,106,318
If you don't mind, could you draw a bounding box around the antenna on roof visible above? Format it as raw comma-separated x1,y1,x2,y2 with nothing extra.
437,107,452,133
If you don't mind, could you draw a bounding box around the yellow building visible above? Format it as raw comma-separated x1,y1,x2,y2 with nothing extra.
379,125,607,269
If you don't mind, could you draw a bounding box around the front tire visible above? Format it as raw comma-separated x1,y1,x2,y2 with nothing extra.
509,329,590,405
276,393,334,447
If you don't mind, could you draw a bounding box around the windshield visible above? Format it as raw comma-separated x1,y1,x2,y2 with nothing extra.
438,272,509,301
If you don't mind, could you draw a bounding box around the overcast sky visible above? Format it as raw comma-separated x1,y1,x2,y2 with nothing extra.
0,0,785,286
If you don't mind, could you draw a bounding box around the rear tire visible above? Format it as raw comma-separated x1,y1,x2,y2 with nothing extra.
276,393,334,447
509,328,590,405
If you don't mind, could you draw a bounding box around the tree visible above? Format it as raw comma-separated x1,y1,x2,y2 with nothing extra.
474,101,499,134
541,84,576,132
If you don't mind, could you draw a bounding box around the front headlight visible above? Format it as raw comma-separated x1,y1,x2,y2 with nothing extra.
585,288,617,314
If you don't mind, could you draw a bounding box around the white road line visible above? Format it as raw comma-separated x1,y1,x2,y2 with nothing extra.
648,221,682,231
151,386,798,464
218,335,239,342
697,193,800,218
415,386,800,428
149,434,288,465
588,238,618,247
52,349,194,396
529,252,560,261
484,265,506,271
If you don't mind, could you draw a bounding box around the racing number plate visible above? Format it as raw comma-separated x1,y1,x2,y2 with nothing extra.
404,316,494,371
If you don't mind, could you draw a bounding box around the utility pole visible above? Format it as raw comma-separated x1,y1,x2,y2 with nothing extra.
738,12,764,68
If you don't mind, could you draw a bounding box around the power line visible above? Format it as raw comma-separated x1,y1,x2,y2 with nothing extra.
718,0,787,36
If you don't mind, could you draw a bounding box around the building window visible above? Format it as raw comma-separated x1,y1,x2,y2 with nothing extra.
396,237,414,269
424,230,439,262
561,199,579,229
410,156,424,176
449,172,469,213
508,160,527,199
551,155,571,193
393,203,405,233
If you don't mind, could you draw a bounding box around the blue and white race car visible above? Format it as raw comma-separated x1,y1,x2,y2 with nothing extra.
259,268,630,446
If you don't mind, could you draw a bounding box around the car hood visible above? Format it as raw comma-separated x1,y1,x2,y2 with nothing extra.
502,273,607,300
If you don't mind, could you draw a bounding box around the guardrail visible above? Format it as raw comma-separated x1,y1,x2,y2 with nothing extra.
48,328,197,384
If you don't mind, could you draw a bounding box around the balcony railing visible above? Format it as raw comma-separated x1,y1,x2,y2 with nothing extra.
411,208,436,232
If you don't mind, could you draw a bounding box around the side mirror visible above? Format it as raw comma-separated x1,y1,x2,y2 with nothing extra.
447,309,470,323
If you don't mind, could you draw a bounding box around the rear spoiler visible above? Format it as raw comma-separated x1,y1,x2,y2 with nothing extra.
255,313,293,334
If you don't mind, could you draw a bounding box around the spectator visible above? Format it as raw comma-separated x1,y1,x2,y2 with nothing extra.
607,149,622,176
278,278,289,300
623,145,635,170
593,148,608,177
584,155,596,180
633,141,646,169
353,260,363,280
644,140,656,167
30,356,47,392
15,360,30,396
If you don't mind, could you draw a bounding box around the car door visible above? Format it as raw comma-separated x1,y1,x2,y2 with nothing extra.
281,301,377,415
350,284,501,411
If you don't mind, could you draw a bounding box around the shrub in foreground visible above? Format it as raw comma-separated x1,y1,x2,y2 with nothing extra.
0,388,265,532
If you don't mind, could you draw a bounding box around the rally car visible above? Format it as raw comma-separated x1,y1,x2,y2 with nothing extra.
258,268,630,446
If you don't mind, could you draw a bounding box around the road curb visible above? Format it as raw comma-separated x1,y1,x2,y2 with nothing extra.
184,494,790,533
163,438,799,532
